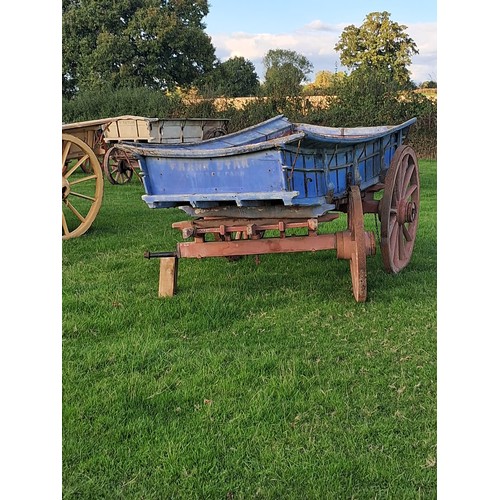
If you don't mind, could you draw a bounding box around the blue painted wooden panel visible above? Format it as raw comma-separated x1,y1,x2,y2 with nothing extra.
122,116,416,213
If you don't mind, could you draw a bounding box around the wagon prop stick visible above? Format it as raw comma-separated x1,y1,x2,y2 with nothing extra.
145,187,375,302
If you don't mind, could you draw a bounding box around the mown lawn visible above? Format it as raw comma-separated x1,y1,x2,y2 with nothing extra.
62,159,437,499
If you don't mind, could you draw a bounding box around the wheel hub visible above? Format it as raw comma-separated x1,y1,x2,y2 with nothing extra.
397,200,417,224
62,176,70,201
117,159,128,173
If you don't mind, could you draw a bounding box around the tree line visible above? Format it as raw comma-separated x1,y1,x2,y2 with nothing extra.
62,2,436,157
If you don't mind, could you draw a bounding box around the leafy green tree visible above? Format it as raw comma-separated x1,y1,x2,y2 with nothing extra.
62,0,216,98
62,86,185,123
420,80,437,89
195,56,260,97
314,70,335,88
334,11,418,87
261,49,313,97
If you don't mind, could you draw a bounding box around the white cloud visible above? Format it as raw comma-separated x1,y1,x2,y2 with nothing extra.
209,21,437,85
303,20,340,32
406,22,437,82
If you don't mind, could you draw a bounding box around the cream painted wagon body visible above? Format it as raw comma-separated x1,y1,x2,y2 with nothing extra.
62,116,229,240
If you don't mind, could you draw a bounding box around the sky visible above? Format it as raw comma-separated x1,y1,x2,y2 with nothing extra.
204,0,437,84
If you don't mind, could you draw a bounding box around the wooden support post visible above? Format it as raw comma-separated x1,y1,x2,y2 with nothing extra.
158,257,178,297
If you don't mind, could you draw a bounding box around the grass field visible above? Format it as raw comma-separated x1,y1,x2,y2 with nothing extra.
62,159,437,499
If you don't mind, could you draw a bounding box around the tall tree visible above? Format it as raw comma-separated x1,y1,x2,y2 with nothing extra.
62,0,217,97
262,49,313,97
334,11,418,86
196,56,260,97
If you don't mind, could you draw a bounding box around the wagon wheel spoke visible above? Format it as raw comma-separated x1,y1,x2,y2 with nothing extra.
64,154,90,178
405,183,418,199
398,154,409,192
79,158,94,174
62,133,104,240
68,190,99,202
402,223,412,242
380,145,420,273
402,163,416,192
64,199,86,222
69,173,98,185
390,220,400,265
62,213,70,237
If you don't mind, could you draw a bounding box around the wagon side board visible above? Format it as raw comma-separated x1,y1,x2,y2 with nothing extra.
133,118,414,216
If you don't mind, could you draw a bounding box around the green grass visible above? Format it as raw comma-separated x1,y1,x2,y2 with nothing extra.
63,160,437,499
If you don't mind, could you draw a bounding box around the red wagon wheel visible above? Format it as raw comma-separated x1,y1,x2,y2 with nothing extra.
103,145,136,185
380,145,420,273
62,133,104,240
347,185,368,302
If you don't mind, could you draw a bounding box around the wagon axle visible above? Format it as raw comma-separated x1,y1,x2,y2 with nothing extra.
147,186,377,302
336,230,376,260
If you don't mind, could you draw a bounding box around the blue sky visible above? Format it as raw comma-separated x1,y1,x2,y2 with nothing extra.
204,0,437,84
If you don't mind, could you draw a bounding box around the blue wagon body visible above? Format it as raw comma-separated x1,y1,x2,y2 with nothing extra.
119,115,416,217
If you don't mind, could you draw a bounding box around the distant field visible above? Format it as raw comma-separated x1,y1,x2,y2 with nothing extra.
414,88,437,101
62,159,437,498
187,89,437,111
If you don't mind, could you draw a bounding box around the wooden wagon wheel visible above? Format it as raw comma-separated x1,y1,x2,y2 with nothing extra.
380,145,420,274
62,133,104,240
203,127,227,140
103,145,136,185
347,185,368,302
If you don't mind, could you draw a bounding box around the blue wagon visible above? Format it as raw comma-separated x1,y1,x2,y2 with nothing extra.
118,115,420,302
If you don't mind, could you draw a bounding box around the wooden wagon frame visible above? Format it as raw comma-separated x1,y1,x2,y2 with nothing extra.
62,116,229,240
